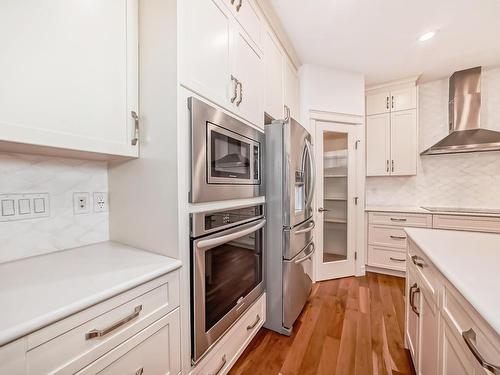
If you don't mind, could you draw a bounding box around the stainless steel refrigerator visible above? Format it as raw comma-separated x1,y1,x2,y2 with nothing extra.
264,117,316,335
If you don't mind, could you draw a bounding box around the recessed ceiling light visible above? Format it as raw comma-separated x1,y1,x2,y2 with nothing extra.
419,31,436,42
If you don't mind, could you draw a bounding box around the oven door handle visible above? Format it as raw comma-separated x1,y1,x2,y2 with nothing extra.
196,219,266,250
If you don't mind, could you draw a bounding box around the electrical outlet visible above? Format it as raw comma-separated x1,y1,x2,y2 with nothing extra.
73,192,90,214
93,192,108,213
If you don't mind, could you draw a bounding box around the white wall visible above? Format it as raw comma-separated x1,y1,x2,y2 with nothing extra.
366,67,500,208
299,64,365,129
0,152,108,263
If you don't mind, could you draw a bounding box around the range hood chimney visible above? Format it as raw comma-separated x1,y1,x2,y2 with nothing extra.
421,66,500,155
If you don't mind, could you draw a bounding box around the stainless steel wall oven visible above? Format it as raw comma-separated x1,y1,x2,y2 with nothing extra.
190,204,265,363
189,97,264,203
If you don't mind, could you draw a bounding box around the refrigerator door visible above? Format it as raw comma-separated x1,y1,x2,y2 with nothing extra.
282,241,314,329
283,216,315,260
283,118,316,228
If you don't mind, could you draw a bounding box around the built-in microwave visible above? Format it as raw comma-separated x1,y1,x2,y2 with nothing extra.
189,97,264,203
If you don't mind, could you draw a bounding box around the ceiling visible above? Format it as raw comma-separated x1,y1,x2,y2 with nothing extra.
270,0,500,85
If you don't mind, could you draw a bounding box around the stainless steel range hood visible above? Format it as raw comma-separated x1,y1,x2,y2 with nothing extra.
421,66,500,155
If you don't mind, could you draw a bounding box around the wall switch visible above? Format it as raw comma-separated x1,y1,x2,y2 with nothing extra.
73,192,90,215
18,199,31,215
93,192,108,213
0,193,50,222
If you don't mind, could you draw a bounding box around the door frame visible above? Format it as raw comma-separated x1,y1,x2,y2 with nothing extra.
309,110,365,282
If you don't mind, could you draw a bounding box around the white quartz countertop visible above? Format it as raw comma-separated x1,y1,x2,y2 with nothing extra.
365,205,500,217
405,228,500,335
0,241,182,347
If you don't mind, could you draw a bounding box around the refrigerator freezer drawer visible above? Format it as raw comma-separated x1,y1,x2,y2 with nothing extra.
283,217,315,260
282,242,314,329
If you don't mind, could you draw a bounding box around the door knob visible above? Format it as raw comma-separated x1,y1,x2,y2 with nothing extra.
318,207,329,212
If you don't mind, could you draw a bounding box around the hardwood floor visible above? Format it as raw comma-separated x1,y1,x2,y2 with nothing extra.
229,272,415,375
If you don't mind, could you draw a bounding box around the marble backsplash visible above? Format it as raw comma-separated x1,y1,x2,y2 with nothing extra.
0,152,109,263
366,67,500,208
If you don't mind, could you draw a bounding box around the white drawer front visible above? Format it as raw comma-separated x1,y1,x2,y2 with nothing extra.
368,211,432,227
367,246,406,271
27,272,180,375
193,293,265,375
407,239,438,302
368,224,408,249
433,214,500,233
77,308,181,375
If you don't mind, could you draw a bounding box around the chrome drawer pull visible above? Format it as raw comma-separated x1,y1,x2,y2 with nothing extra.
409,283,420,316
389,257,405,262
411,255,425,268
131,111,140,146
136,368,144,375
390,217,407,222
212,355,227,375
230,75,238,103
295,221,315,234
390,235,407,240
294,243,315,264
462,328,500,374
236,0,243,11
246,314,261,330
85,305,142,340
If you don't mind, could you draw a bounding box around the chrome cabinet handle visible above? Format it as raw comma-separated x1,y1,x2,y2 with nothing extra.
86,305,142,340
318,207,329,213
246,315,261,330
294,221,315,234
390,257,405,262
391,160,395,172
197,219,266,250
284,105,291,122
462,328,500,374
131,111,139,146
231,0,235,3
390,235,407,240
390,217,407,222
386,160,389,173
230,75,238,103
391,95,394,109
386,96,389,110
136,368,144,375
409,283,420,316
236,80,243,106
294,242,315,264
411,255,425,268
212,355,227,375
236,0,242,11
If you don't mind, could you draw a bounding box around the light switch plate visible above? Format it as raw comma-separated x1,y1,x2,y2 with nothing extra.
0,193,50,222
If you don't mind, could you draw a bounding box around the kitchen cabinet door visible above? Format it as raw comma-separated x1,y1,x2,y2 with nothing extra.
366,113,391,176
179,0,232,109
0,0,139,157
366,91,391,116
417,285,439,375
391,87,417,112
231,27,263,128
406,267,420,364
264,31,284,120
284,59,300,121
390,109,417,176
440,320,475,375
225,0,261,48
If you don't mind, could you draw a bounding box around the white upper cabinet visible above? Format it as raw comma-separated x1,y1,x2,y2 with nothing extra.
0,0,139,158
231,26,263,127
264,31,284,121
284,59,300,121
366,113,391,176
390,110,417,175
225,0,261,48
366,91,391,116
366,86,416,115
179,0,232,108
391,87,417,112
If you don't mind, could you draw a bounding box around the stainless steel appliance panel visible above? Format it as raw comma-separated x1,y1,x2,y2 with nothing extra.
189,97,264,203
282,241,314,329
283,216,315,260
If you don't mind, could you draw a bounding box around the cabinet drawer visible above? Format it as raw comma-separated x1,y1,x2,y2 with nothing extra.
407,239,438,302
368,224,408,249
433,214,500,233
27,272,179,375
193,293,265,375
367,246,406,271
368,212,432,227
77,308,181,375
442,285,500,372
226,0,261,48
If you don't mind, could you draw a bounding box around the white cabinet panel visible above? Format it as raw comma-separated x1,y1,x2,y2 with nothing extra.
232,28,263,127
391,86,417,112
366,113,390,176
406,267,419,363
179,0,232,108
0,0,138,157
226,0,261,48
366,91,391,115
264,31,284,120
417,285,438,375
391,109,417,176
284,59,300,120
441,320,474,375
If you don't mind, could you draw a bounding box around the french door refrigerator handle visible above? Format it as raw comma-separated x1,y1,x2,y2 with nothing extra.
294,242,316,264
304,138,316,212
196,219,266,250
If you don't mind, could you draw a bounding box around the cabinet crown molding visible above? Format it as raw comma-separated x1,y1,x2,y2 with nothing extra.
366,76,420,92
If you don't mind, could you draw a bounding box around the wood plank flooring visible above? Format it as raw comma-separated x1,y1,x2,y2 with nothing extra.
229,272,415,375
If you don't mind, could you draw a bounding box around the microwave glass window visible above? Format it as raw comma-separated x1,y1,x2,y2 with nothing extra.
210,129,251,179
204,232,262,331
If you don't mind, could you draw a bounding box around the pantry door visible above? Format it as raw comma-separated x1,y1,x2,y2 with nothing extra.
315,121,357,281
